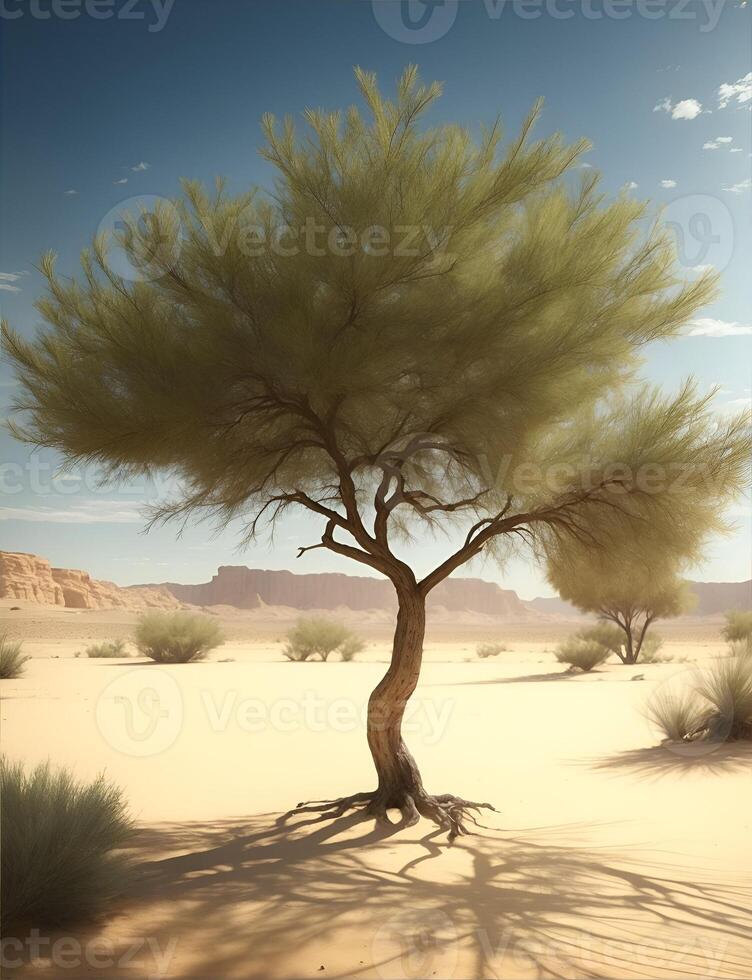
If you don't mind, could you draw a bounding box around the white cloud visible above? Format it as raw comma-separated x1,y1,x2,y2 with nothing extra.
660,179,677,188
0,500,145,525
131,161,150,172
64,189,79,196
113,178,128,185
687,318,752,337
704,137,735,150
730,147,743,153
655,97,703,120
723,178,752,194
672,98,703,120
718,72,752,109
625,181,639,190
0,272,22,293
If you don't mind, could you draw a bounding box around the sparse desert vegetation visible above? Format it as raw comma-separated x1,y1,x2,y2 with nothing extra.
0,632,29,679
79,638,129,659
555,636,611,672
476,642,508,658
647,647,752,744
283,616,365,661
134,611,224,663
1,759,133,932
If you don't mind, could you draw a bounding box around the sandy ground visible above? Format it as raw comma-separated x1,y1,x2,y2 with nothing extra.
1,603,751,979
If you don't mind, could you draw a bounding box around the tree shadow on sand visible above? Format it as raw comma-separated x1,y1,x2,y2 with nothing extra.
9,806,751,978
587,740,752,780
15,803,741,980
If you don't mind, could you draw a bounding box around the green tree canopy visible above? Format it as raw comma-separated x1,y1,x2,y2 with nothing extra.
3,67,749,837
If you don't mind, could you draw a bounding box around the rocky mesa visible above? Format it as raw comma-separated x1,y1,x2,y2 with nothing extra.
0,551,181,610
150,565,535,619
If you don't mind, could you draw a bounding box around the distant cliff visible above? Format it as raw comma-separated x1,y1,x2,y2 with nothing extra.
0,551,181,610
527,579,752,619
153,565,534,619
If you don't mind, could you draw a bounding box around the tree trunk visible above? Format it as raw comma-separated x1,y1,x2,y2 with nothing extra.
366,584,427,807
293,581,495,838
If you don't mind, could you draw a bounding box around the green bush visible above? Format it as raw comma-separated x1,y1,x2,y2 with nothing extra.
339,635,366,662
476,642,508,659
135,611,224,663
579,623,624,657
554,638,610,672
0,633,29,679
638,632,672,664
81,639,129,659
1,760,133,931
283,617,364,662
721,610,752,646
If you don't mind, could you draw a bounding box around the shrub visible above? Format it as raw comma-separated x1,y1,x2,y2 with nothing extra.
580,623,624,657
476,642,508,659
721,610,752,646
282,617,363,662
1,760,133,931
646,688,709,742
730,638,752,658
554,638,610,672
339,636,366,662
81,639,129,659
638,633,672,664
647,655,752,744
695,655,752,741
0,633,30,679
135,611,224,663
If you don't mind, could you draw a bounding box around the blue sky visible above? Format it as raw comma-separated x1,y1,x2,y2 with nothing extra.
1,0,750,598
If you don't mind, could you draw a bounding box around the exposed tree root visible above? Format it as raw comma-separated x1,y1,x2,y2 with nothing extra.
291,790,497,842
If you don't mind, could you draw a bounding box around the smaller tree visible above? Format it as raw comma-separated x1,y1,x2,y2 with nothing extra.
546,530,694,664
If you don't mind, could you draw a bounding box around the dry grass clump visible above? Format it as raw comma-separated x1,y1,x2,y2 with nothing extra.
0,633,29,679
1,760,133,931
647,652,752,744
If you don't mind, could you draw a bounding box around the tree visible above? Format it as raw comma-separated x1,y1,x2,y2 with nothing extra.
546,532,695,664
2,68,749,838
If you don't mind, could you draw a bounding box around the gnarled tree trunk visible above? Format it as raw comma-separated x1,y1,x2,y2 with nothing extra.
366,584,428,808
294,581,495,839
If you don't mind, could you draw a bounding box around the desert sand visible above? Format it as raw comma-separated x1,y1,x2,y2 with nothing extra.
2,601,751,979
